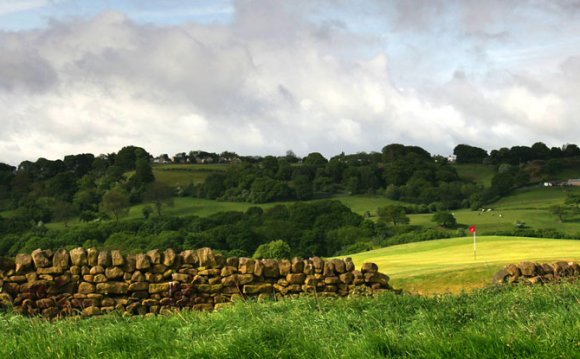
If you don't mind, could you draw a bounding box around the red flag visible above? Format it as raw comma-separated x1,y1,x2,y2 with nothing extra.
469,225,476,233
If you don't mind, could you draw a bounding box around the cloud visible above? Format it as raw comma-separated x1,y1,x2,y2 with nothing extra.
0,1,580,165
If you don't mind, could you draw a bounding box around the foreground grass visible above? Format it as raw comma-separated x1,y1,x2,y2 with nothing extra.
347,236,580,294
1,284,578,358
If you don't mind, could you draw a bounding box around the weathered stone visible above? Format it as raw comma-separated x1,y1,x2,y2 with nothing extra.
197,284,223,293
69,248,88,266
96,282,129,295
324,276,340,285
361,262,378,274
128,282,149,292
124,255,136,272
286,273,306,284
226,257,239,267
145,272,163,283
198,268,221,276
37,266,63,275
238,258,256,274
149,282,171,294
31,249,51,268
15,253,32,273
135,253,151,270
172,273,191,283
83,274,94,282
25,272,37,282
243,283,272,294
493,269,509,284
105,266,125,279
339,272,354,284
163,248,176,267
254,260,264,277
277,278,289,287
364,272,389,286
291,257,304,273
197,247,216,267
331,259,346,274
7,275,26,283
131,271,145,282
81,266,90,275
214,253,225,268
312,257,324,273
147,249,162,265
180,250,198,265
52,249,70,269
0,292,13,306
78,282,95,294
352,270,364,285
506,264,521,277
83,306,101,317
262,259,279,278
303,259,314,274
87,248,99,266
54,273,71,287
93,274,108,283
520,261,537,277
221,266,237,277
278,259,291,276
323,261,335,276
344,257,355,272
111,250,124,266
97,250,111,267
89,265,104,275
152,264,167,274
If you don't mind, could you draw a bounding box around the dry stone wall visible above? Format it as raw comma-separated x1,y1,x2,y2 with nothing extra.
0,248,394,318
493,261,580,285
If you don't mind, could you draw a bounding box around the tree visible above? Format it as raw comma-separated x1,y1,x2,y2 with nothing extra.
144,182,174,216
377,205,409,226
253,240,292,259
134,158,155,185
431,211,457,228
453,144,488,164
100,188,130,222
549,204,571,223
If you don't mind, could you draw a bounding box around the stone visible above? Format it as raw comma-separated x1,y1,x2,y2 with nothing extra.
221,266,237,277
506,264,521,277
520,262,537,277
312,257,324,273
243,283,272,295
324,276,340,285
238,258,256,274
135,253,151,270
131,271,145,282
152,264,167,274
31,249,51,268
197,247,216,267
37,266,63,275
52,249,70,269
303,260,314,275
339,272,354,284
83,306,102,317
70,248,88,266
262,259,279,278
364,272,389,286
163,248,176,267
226,257,239,267
78,282,96,294
172,273,191,283
344,257,355,272
361,263,378,274
331,259,346,274
254,261,264,277
111,250,124,266
197,284,223,293
0,292,13,307
105,266,125,279
87,248,99,266
97,250,111,267
89,265,104,275
198,269,221,276
291,257,304,273
128,282,149,292
181,250,198,265
96,282,129,295
278,260,291,276
15,253,32,273
286,273,306,284
147,249,162,265
323,261,335,276
93,274,108,283
149,282,171,294
493,269,509,284
124,255,136,272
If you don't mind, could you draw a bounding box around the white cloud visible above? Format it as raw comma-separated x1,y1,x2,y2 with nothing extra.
0,1,580,165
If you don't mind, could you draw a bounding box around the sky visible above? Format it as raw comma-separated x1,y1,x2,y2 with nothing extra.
1,0,580,165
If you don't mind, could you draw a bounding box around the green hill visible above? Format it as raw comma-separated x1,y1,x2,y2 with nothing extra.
345,236,580,295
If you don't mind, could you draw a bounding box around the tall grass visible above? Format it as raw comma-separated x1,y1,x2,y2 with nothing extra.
1,283,578,358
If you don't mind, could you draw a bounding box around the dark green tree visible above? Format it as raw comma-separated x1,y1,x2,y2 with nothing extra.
377,205,409,226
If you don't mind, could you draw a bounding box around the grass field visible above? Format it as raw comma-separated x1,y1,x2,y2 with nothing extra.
152,163,229,187
452,163,496,187
345,236,580,295
1,284,578,358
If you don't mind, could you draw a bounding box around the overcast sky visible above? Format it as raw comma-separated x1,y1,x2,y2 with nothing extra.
1,0,580,165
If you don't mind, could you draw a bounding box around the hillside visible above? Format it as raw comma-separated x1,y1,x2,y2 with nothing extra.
345,236,580,294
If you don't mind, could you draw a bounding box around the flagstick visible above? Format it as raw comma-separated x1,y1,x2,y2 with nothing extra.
473,230,477,260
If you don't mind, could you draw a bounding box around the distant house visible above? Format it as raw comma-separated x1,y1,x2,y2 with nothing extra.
447,155,457,163
567,179,580,186
153,154,172,164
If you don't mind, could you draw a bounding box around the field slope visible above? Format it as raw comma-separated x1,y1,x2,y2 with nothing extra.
346,236,580,294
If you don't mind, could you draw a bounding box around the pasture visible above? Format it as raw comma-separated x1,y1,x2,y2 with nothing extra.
346,236,580,294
